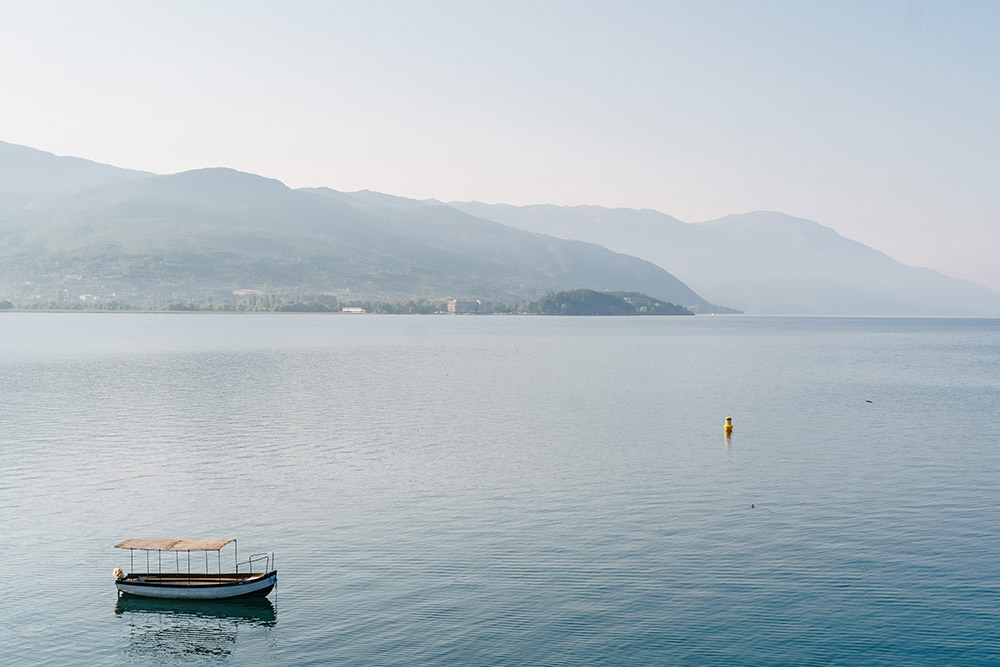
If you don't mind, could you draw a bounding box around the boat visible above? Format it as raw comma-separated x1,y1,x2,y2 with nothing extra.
113,538,277,600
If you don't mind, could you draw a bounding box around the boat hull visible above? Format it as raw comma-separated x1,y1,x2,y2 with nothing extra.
116,571,277,600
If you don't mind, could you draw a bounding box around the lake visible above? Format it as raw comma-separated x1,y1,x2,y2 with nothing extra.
1,313,998,665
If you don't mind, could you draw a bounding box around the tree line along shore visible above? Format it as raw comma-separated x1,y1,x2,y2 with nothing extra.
0,289,695,316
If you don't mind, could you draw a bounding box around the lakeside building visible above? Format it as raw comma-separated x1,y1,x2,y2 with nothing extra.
447,299,492,314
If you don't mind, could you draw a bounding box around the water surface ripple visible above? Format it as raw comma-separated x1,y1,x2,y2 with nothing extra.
1,314,998,665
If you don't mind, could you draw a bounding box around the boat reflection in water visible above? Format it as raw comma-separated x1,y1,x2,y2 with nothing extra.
114,596,276,660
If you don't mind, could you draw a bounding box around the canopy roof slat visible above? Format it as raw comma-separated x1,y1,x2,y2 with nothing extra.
114,538,235,552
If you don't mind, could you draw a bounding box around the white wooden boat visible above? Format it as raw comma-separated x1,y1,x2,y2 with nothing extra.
114,538,277,600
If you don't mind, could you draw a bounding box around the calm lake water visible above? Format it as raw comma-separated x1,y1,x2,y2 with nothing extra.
1,313,999,665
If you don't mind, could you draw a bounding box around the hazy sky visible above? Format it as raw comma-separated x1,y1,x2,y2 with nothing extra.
3,1,998,288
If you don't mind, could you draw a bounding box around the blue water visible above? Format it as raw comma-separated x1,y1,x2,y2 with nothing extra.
1,314,998,665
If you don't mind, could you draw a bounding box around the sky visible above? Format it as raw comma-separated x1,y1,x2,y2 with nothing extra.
2,0,999,289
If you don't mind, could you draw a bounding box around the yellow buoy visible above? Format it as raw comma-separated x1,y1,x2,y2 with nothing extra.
725,417,733,434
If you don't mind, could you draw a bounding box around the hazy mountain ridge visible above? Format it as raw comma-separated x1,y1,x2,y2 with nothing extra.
0,142,723,310
0,140,152,215
450,203,1000,316
6,139,991,316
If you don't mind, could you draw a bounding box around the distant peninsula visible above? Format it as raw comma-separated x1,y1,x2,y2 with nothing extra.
525,289,693,316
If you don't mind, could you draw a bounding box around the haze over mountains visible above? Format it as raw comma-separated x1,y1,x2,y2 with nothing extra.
451,204,1000,317
0,141,720,311
2,140,998,316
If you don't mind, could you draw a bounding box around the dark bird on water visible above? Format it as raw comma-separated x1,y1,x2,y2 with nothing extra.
866,399,873,403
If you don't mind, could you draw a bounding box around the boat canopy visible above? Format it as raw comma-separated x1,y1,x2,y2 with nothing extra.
114,538,235,552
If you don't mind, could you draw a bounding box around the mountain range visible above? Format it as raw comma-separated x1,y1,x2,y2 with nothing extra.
0,141,722,311
2,139,998,316
450,203,1000,316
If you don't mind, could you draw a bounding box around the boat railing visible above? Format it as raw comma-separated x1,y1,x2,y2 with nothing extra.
237,552,274,575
